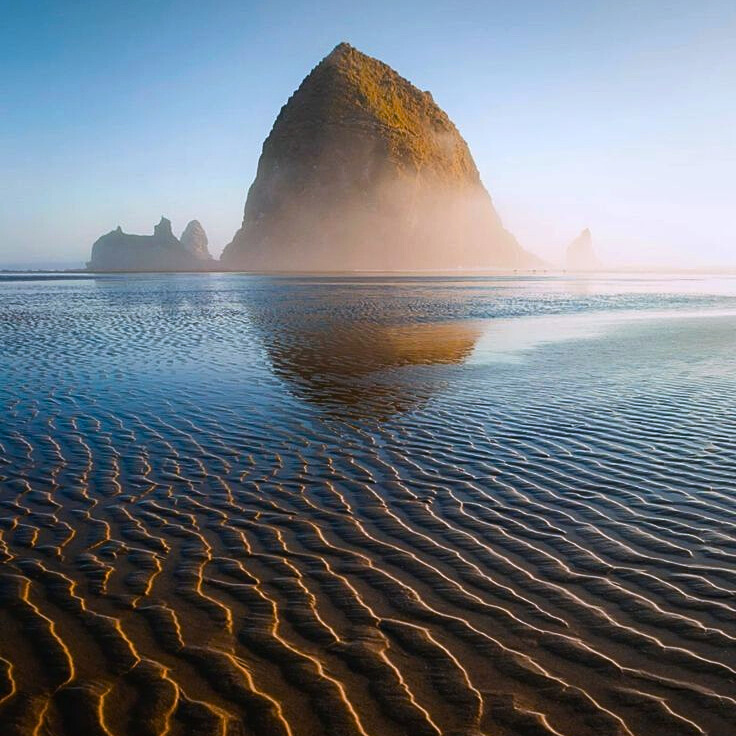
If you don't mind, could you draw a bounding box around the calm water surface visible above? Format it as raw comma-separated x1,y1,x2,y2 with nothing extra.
1,274,735,736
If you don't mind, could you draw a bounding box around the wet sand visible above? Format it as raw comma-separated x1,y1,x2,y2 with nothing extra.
1,274,735,735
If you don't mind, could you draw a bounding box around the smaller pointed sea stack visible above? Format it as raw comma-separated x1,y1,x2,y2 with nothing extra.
87,217,213,271
222,42,538,272
566,228,601,271
180,220,212,260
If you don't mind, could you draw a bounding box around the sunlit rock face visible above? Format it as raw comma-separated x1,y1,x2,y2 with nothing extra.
87,217,213,271
566,228,601,271
222,42,537,272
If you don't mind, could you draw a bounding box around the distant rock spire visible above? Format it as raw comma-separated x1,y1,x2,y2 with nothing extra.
180,220,211,259
566,228,601,271
153,216,174,239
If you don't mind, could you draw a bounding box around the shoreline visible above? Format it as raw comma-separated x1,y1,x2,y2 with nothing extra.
3,267,736,277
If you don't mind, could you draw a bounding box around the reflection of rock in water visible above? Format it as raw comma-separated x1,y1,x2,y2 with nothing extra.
249,305,482,415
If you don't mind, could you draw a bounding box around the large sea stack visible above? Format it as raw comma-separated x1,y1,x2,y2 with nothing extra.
87,217,214,271
222,43,537,272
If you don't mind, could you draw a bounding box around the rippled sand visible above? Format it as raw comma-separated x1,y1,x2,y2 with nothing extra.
1,273,736,736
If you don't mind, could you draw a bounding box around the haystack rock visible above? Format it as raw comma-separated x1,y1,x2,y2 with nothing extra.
221,42,540,272
565,228,601,270
87,217,213,271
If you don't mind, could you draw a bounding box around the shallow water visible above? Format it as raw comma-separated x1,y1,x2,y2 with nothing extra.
1,273,735,736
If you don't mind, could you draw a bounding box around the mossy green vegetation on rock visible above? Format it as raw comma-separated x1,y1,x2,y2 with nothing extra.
222,43,539,272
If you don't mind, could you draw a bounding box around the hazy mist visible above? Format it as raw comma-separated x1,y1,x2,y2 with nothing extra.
1,1,734,269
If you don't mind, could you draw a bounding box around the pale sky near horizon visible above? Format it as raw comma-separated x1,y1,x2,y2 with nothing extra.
1,0,734,268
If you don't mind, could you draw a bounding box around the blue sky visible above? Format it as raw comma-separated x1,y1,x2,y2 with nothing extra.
1,0,734,267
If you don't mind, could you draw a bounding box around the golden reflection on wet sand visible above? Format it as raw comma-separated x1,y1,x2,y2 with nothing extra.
253,316,483,414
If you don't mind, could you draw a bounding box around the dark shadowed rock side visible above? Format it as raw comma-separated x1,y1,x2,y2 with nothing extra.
566,228,601,270
87,217,214,271
222,42,539,272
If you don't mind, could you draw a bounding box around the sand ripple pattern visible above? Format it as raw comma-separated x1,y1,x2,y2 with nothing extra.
1,274,735,736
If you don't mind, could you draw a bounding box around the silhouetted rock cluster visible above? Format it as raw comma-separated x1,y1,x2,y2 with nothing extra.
87,217,214,272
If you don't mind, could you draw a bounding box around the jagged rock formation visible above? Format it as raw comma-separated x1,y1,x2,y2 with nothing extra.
180,219,211,259
222,42,539,272
87,217,213,271
565,228,601,271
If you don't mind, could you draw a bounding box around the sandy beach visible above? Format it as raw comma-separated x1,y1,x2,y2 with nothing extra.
1,273,735,736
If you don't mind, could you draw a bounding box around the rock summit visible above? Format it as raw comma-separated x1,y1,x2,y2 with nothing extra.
222,43,537,271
